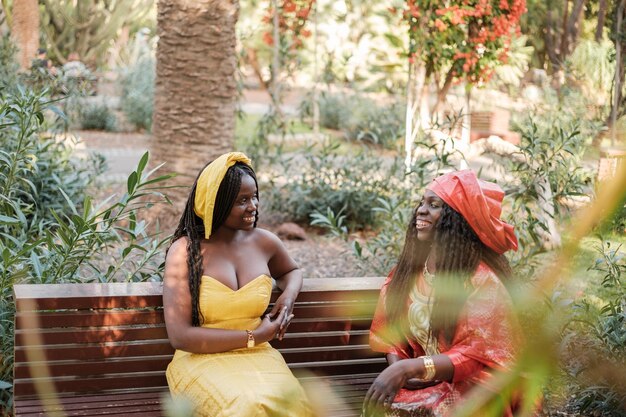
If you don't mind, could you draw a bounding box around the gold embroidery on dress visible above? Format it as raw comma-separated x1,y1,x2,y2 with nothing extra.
408,281,439,356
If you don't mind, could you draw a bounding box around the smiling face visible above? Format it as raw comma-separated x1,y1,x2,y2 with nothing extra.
415,189,444,242
222,174,258,231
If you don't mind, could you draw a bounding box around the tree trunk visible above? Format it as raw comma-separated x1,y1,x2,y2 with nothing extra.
432,68,454,116
596,0,608,42
404,63,429,170
545,9,560,69
559,0,570,63
11,0,39,71
563,0,585,58
244,47,271,91
610,0,625,145
152,0,239,216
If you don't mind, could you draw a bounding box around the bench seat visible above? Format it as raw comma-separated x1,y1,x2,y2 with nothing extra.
13,277,385,416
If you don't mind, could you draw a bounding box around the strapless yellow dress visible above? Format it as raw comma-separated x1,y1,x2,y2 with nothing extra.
166,274,314,417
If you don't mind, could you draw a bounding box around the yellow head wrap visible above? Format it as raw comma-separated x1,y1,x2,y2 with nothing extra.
194,152,253,239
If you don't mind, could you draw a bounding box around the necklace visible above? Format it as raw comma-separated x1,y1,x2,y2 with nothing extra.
423,254,435,285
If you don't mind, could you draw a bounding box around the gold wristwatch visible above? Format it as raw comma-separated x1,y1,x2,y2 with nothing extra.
246,330,255,348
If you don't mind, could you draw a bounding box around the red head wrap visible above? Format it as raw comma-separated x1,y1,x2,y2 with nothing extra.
428,169,518,254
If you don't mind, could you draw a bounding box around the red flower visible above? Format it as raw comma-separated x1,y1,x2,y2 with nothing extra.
283,1,296,13
434,19,447,31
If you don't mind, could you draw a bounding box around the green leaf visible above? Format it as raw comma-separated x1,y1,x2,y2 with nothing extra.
384,33,404,49
352,240,362,257
0,214,20,224
127,171,138,194
136,151,149,178
30,251,42,280
58,188,78,216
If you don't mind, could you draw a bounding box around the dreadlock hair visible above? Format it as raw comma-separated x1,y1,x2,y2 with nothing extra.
384,207,432,345
168,161,259,327
386,203,513,347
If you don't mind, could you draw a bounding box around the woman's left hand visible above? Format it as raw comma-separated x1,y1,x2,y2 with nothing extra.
268,293,295,340
363,361,408,416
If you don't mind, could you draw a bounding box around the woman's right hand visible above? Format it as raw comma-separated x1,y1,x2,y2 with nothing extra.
254,307,291,344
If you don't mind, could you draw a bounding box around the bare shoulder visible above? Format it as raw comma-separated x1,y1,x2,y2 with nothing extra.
250,227,285,253
167,237,188,258
165,238,189,276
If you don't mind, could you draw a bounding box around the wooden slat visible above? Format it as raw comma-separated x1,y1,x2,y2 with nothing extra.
16,310,164,329
16,316,371,342
14,356,173,379
283,317,372,333
279,289,381,303
17,394,163,413
14,277,385,311
16,325,169,345
13,372,167,397
280,345,380,363
290,302,377,319
14,340,174,362
14,283,165,311
13,330,372,363
15,294,164,312
19,404,162,417
14,390,165,407
271,330,370,349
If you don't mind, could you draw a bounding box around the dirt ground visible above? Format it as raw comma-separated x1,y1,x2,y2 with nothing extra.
275,230,369,278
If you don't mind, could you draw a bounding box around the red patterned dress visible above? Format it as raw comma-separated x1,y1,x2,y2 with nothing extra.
369,263,522,417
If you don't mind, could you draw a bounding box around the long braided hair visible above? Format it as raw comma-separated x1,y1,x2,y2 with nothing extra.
386,203,512,346
169,162,259,326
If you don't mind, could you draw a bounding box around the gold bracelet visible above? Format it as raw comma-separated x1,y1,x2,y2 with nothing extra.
245,330,255,348
420,356,436,381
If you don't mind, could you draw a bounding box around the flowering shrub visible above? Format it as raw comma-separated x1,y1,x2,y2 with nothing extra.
394,0,527,85
262,0,314,51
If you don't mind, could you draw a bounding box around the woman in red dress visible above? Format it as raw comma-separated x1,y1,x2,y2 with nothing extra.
364,170,522,417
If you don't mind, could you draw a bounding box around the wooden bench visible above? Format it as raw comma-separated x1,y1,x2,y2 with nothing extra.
13,277,386,417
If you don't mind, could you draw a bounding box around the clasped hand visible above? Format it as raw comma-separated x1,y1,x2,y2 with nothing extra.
256,294,295,342
267,294,295,340
363,361,409,416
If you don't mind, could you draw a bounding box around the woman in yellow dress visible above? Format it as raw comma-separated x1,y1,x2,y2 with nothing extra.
163,152,314,417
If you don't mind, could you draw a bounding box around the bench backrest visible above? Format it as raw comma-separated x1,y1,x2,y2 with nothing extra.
13,277,386,400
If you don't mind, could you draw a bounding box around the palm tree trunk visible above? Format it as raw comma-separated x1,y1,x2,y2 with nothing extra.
152,0,239,215
11,0,39,71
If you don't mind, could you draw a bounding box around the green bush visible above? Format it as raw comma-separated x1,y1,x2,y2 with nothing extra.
507,114,594,276
299,92,405,148
559,241,626,416
0,36,19,91
120,56,155,131
262,141,409,232
342,99,405,148
299,92,353,130
0,87,173,411
79,102,117,131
